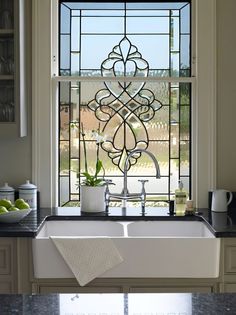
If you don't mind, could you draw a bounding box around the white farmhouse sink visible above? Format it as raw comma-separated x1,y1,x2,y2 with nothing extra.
32,220,220,279
127,221,214,237
36,220,124,237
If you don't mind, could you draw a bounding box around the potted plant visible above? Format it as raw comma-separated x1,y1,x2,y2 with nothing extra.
79,123,106,213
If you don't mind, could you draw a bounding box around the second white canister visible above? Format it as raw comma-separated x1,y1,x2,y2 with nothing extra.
0,183,15,203
18,180,37,210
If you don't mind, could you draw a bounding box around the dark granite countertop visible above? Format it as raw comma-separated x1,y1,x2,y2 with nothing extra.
0,293,236,315
0,205,236,237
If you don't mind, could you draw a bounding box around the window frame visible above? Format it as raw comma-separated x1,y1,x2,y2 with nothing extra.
32,0,216,208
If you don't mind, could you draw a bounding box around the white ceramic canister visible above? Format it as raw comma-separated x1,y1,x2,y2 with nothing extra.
0,183,15,203
18,180,37,210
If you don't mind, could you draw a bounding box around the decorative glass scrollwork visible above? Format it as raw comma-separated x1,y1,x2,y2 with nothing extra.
88,36,163,172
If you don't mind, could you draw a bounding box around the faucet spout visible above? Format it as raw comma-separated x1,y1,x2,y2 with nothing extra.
123,149,161,198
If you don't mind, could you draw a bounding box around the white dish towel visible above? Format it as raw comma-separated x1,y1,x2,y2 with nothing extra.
50,236,123,286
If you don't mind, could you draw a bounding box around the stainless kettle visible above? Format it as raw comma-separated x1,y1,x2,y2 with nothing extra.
211,189,233,212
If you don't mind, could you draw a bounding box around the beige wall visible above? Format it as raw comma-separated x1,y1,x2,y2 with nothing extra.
0,0,235,194
0,0,32,189
217,0,236,190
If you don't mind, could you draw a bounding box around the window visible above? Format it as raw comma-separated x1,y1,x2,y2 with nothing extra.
58,1,192,207
32,0,216,208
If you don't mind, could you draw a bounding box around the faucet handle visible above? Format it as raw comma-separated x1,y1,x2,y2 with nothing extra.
138,179,149,193
104,179,115,186
104,179,115,194
138,179,149,185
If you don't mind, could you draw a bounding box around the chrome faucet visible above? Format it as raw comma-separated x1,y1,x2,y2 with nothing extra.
105,149,161,213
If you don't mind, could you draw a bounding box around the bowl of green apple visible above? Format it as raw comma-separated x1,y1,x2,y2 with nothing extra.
0,199,31,223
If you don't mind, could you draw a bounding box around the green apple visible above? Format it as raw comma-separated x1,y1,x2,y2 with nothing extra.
18,202,30,210
0,206,8,214
0,199,12,209
8,206,19,212
14,199,25,208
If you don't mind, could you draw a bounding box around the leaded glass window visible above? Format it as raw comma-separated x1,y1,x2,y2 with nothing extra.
59,1,191,207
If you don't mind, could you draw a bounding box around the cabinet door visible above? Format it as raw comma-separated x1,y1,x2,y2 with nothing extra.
0,0,28,137
0,238,17,293
225,245,236,274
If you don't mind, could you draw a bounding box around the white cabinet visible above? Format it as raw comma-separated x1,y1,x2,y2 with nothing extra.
221,238,236,292
0,0,28,137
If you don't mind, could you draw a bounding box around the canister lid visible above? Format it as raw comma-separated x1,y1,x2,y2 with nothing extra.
0,183,14,192
19,180,37,190
0,183,15,192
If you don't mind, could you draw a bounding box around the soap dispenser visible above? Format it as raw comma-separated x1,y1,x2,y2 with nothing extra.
174,180,187,214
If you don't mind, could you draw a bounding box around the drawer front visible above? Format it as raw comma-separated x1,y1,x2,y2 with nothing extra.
225,246,236,274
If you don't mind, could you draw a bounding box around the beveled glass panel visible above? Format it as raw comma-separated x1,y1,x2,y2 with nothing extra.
71,52,80,75
127,3,189,10
81,17,124,33
60,176,69,206
127,17,169,34
80,141,100,174
80,107,102,137
170,86,179,107
61,4,70,33
180,176,190,195
99,151,123,177
71,194,79,200
148,69,169,77
171,10,179,17
180,35,190,70
59,1,192,206
180,106,190,140
128,35,169,70
145,82,169,105
71,17,80,51
60,141,70,175
180,83,190,105
60,82,70,104
171,105,179,124
180,4,190,34
171,52,180,76
125,141,169,176
81,35,123,69
81,10,123,17
60,35,70,69
180,140,189,176
70,124,79,158
65,3,124,10
127,10,169,17
80,82,104,103
170,159,179,193
70,161,79,193
144,176,169,194
170,17,179,51
70,86,80,121
60,106,70,140
147,106,169,141
170,124,179,158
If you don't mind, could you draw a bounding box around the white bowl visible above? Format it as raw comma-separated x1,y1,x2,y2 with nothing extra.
0,208,31,223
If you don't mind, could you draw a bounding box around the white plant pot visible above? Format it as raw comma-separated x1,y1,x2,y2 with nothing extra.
80,185,106,213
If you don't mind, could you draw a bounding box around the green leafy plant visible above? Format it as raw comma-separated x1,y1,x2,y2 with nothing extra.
80,123,106,187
